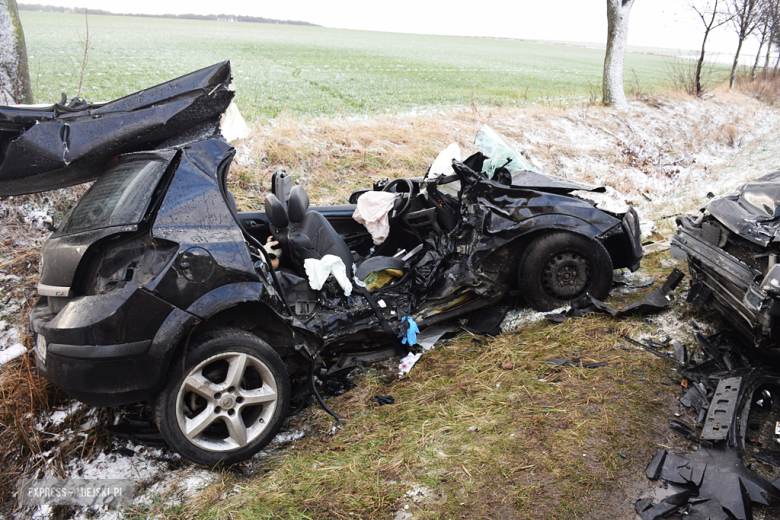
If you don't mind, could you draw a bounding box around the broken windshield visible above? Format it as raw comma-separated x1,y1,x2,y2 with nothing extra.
474,125,544,179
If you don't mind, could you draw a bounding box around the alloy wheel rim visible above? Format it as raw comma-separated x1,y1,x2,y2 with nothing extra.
175,352,278,452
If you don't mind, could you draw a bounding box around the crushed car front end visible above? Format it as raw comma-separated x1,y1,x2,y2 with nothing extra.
673,171,780,347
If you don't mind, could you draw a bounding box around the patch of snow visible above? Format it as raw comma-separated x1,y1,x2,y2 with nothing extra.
0,343,27,364
501,305,568,332
271,429,306,445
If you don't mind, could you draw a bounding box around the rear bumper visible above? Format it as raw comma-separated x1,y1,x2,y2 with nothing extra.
30,288,197,407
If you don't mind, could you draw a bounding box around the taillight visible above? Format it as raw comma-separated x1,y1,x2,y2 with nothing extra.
83,235,178,295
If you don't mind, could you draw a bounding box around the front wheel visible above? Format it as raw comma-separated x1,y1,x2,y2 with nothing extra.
518,232,613,311
153,327,291,466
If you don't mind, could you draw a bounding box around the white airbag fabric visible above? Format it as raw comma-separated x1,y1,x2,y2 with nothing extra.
303,255,353,296
352,191,399,245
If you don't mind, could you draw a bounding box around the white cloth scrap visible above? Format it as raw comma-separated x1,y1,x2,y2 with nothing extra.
303,255,353,296
398,352,422,377
352,191,399,245
220,102,250,142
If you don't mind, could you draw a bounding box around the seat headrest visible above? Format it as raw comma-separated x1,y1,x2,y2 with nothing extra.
288,185,310,223
264,194,289,229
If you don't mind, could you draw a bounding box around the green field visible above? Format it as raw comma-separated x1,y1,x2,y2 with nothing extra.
19,11,671,121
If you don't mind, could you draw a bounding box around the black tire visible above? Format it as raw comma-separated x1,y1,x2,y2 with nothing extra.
518,231,613,311
153,327,290,466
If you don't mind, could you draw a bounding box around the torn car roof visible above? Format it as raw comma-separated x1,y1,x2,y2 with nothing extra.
0,61,234,196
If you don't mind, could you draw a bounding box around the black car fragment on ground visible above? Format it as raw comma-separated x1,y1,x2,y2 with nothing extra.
3,62,643,465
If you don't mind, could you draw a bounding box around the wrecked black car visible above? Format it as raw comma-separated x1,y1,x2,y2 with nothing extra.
15,63,643,465
673,172,780,348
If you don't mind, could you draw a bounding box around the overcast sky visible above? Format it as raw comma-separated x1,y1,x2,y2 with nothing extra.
37,0,761,57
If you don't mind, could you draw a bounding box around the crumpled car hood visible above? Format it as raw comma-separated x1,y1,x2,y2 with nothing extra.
0,61,234,196
509,169,606,193
706,170,780,246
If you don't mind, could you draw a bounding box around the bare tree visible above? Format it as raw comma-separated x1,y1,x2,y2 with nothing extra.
0,0,32,104
728,0,760,87
690,0,733,96
750,0,772,76
768,0,780,71
603,0,636,108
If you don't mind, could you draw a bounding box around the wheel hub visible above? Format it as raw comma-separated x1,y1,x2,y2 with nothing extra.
219,395,235,409
542,252,591,300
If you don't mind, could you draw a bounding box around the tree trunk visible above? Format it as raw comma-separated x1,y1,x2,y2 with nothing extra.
764,40,772,74
730,36,746,87
603,0,635,108
695,28,711,96
751,34,764,78
0,0,33,104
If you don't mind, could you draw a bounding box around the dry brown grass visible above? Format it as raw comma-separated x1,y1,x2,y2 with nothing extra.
738,72,780,105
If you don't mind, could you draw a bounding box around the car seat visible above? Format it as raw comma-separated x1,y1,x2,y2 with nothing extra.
287,185,355,277
263,193,292,263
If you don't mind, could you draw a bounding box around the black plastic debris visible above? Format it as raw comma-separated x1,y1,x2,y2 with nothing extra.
318,367,357,397
370,395,395,405
621,335,680,364
547,269,685,323
106,420,167,447
635,489,691,520
0,61,234,196
636,329,780,520
544,358,608,369
462,305,510,336
668,419,699,442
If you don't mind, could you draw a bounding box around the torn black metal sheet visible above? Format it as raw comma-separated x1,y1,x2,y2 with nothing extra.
0,61,234,196
546,269,685,322
686,498,731,520
634,498,684,520
508,169,606,193
462,305,510,336
646,447,780,520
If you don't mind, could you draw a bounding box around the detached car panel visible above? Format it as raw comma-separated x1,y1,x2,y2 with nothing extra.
0,61,234,196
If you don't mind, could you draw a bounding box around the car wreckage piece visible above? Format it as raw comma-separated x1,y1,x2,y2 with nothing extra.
636,330,780,519
19,66,643,465
673,171,780,348
0,61,234,196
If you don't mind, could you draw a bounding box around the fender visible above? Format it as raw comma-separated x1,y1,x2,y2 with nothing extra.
475,213,622,268
185,281,321,359
485,213,617,244
186,281,278,319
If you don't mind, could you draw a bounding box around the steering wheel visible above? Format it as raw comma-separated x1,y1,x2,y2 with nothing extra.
382,178,414,221
451,160,483,187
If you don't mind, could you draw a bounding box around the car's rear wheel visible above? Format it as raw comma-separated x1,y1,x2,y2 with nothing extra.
518,231,613,311
154,327,290,466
